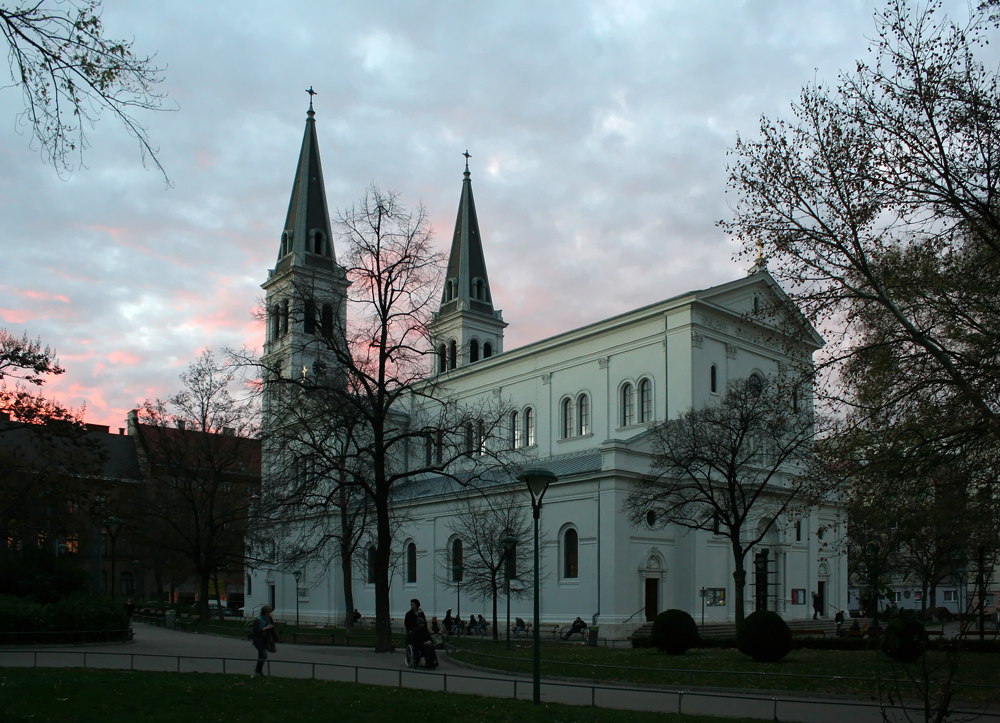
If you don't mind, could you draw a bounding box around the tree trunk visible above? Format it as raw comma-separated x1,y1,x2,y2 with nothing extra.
731,538,747,629
339,481,356,629
373,494,394,652
198,569,211,627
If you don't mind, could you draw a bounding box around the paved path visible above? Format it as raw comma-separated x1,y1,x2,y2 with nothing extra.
2,623,997,723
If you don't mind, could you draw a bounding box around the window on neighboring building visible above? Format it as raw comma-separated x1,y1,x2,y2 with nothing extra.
470,339,479,363
524,407,535,446
367,546,376,584
511,411,521,449
483,342,493,358
452,539,463,580
449,340,457,370
561,398,573,439
710,365,718,393
621,383,634,426
121,571,134,596
577,393,590,436
406,542,417,584
943,590,957,602
64,534,78,554
638,378,652,423
795,520,802,542
563,528,579,579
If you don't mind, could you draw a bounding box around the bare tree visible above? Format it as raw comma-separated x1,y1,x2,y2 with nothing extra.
133,350,260,623
440,488,533,640
624,374,820,627
252,184,517,652
723,0,1000,445
1,0,169,179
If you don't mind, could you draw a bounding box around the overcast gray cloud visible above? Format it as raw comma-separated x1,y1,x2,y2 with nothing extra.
0,0,970,426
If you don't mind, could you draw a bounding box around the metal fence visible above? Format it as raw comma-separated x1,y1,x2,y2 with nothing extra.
2,648,998,723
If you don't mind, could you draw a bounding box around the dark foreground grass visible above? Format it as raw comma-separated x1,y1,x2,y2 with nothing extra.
0,669,755,723
448,641,1000,704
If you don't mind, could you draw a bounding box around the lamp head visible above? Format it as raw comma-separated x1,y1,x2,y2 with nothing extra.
293,570,302,582
103,516,122,535
518,468,557,508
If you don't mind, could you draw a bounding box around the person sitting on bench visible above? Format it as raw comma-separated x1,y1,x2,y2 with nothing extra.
563,616,588,640
512,617,527,637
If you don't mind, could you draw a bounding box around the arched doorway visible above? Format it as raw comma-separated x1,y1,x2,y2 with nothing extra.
641,552,664,622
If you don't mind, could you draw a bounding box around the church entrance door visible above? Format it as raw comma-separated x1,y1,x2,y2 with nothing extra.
644,578,659,622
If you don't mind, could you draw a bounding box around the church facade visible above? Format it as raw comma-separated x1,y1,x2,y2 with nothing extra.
245,107,847,637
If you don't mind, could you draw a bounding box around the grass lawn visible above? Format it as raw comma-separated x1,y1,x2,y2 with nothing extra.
447,640,1000,704
0,669,757,723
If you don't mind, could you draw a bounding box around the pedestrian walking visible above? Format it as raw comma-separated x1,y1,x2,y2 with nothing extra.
252,605,276,675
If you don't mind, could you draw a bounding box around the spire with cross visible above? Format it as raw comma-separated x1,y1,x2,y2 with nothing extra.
306,86,317,111
463,149,471,174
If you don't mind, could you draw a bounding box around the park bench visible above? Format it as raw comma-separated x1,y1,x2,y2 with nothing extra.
790,629,827,637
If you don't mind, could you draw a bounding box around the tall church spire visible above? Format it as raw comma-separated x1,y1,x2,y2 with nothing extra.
429,153,506,374
440,152,495,317
277,99,336,267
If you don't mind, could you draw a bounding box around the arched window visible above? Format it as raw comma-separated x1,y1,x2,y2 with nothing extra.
451,539,463,580
577,393,590,436
470,339,479,363
424,434,433,466
406,542,417,584
477,420,486,456
313,230,324,255
483,342,493,358
465,423,473,454
438,344,447,373
621,383,634,426
511,410,521,449
710,364,718,393
270,305,280,341
445,279,453,301
792,388,800,413
561,398,573,439
367,545,376,584
524,407,535,446
563,528,578,579
449,340,457,370
477,279,485,299
753,294,761,314
246,574,253,596
638,378,652,423
304,299,316,334
281,230,292,256
749,372,764,397
281,300,289,336
321,303,333,338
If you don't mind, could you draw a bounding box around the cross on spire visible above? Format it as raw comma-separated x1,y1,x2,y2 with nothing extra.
306,86,317,111
463,149,471,173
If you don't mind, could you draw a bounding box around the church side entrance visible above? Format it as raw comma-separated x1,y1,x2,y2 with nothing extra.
644,578,659,621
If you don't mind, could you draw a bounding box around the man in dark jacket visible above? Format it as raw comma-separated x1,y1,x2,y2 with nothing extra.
251,605,275,675
404,599,437,668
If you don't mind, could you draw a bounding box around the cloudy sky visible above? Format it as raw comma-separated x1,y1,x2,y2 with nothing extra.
0,0,975,427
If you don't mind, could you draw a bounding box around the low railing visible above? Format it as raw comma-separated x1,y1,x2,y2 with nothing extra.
2,648,997,722
0,630,133,646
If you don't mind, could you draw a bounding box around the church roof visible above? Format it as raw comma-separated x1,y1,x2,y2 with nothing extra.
438,158,497,318
278,102,336,267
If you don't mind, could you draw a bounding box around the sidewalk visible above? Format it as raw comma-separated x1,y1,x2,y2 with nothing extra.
1,623,996,723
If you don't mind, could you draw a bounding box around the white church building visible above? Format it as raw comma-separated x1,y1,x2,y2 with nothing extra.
244,106,847,638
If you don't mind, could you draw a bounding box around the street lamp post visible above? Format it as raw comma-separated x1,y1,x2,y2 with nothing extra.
453,564,463,638
292,570,302,628
518,468,557,706
700,587,706,629
103,517,122,600
501,533,517,651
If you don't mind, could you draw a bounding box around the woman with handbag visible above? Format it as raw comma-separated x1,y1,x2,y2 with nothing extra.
252,605,276,675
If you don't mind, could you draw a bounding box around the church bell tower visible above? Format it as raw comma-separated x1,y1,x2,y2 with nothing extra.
261,96,348,394
428,153,506,374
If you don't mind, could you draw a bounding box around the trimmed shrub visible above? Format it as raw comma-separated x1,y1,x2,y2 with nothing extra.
880,618,927,663
738,611,792,662
0,594,127,634
650,609,700,655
